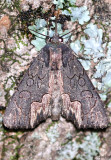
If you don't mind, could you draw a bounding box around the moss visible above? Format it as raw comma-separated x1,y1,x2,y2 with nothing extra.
1,128,24,160
46,121,58,132
9,144,24,160
61,139,73,146
76,137,83,143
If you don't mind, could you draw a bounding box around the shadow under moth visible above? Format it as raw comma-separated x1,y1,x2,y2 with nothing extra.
3,19,108,130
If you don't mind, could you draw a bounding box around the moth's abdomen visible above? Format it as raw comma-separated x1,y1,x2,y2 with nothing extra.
49,71,62,120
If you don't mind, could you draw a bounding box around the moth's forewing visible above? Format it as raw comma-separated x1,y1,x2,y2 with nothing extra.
3,46,51,129
60,44,108,128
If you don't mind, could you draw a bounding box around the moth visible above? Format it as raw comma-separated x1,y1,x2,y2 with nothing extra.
3,20,108,129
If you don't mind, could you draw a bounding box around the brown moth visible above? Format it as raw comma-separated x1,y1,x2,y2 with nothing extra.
3,18,108,129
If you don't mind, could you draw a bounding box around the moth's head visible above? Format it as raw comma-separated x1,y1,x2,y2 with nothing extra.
49,34,63,43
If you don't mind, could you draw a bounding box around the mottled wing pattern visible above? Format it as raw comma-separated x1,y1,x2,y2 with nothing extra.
3,46,51,129
3,42,108,129
61,46,108,128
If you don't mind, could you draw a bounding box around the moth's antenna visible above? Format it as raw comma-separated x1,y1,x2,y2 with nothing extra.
60,24,80,38
60,29,75,38
29,29,49,38
47,19,50,37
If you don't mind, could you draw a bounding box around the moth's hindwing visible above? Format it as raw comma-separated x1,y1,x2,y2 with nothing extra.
3,46,51,129
61,44,108,128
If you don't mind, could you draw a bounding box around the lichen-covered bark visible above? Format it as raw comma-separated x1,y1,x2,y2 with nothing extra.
0,0,111,160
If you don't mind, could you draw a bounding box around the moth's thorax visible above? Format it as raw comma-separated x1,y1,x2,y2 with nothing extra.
49,47,62,70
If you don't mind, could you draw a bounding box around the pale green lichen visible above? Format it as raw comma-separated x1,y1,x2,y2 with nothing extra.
71,6,90,24
46,122,59,143
57,133,101,160
70,40,82,54
6,0,12,3
29,19,48,51
79,59,91,70
63,6,90,24
31,35,46,51
81,23,104,62
35,19,47,30
79,23,111,99
53,0,76,9
101,42,111,89
31,132,41,139
92,41,111,96
53,0,65,8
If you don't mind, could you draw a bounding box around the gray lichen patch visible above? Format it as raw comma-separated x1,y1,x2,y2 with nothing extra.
56,132,101,160
18,117,76,160
100,127,111,158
